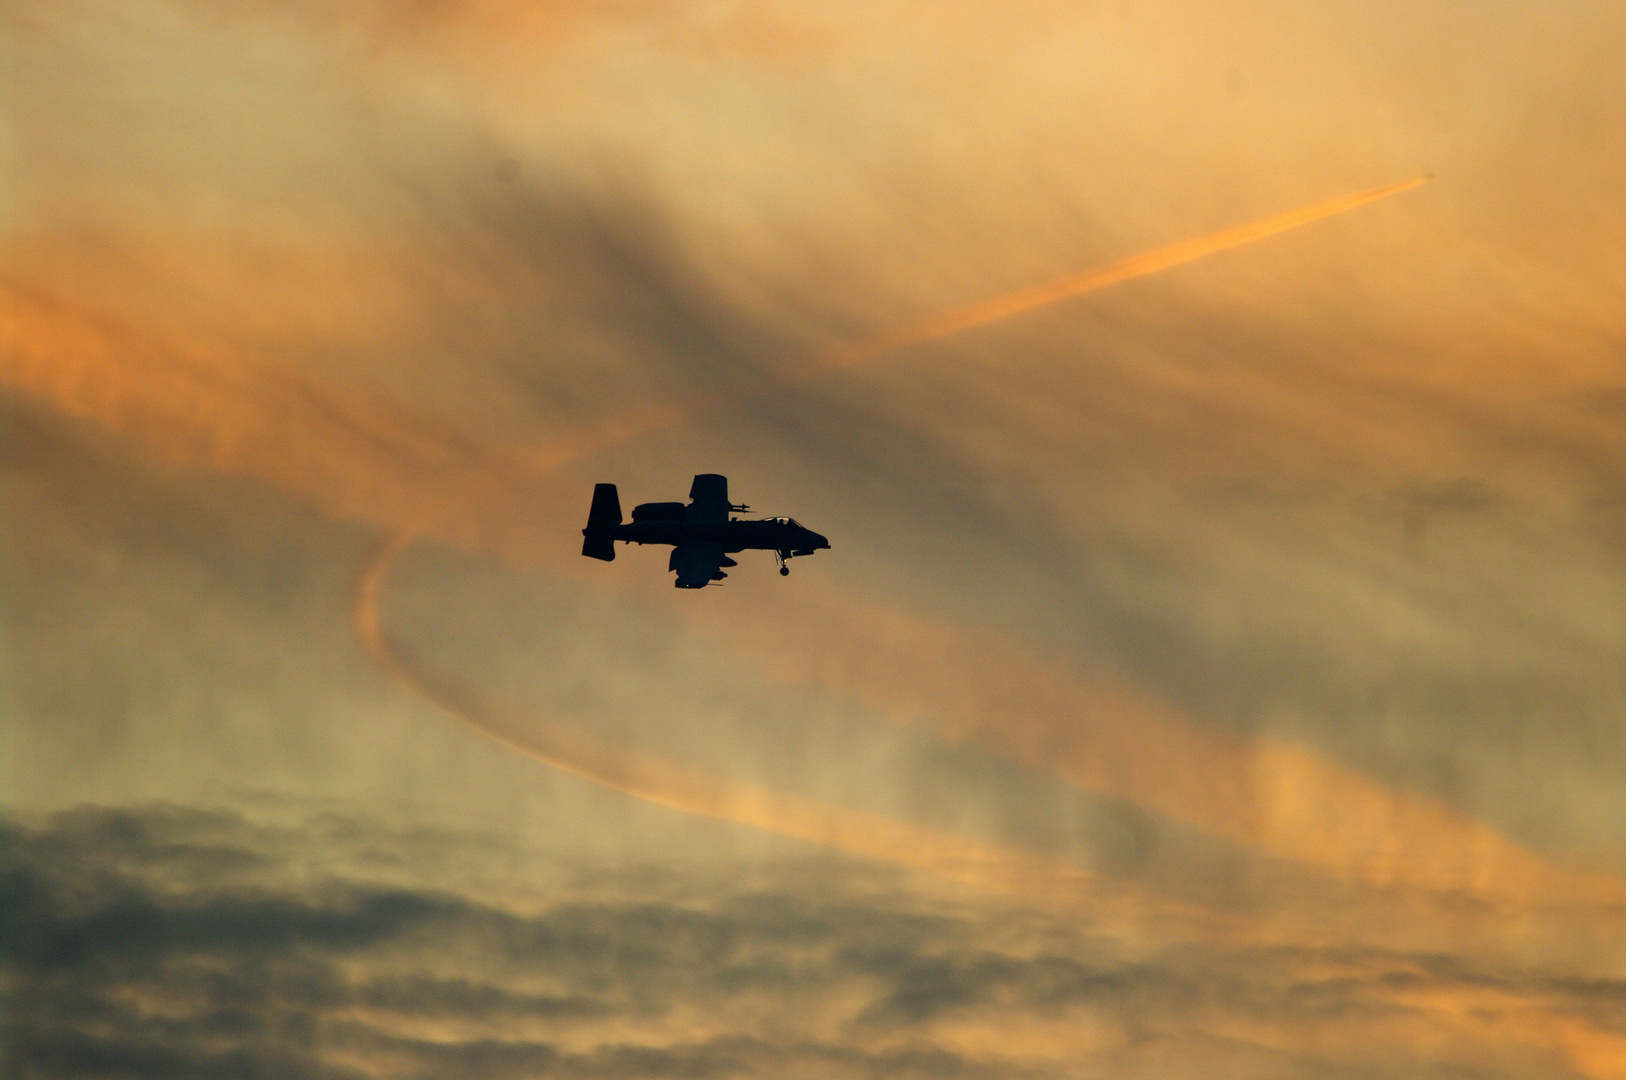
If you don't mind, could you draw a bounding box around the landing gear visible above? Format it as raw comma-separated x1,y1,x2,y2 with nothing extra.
774,550,791,576
780,566,790,576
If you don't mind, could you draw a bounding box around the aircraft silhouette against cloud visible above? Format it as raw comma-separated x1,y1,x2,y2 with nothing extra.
581,474,831,588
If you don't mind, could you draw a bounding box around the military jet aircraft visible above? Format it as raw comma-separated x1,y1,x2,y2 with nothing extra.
581,474,830,588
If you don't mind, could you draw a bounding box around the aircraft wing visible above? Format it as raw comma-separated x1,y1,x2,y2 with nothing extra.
669,542,733,588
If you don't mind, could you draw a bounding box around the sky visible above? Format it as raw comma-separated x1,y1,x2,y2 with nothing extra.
5,1,1626,1076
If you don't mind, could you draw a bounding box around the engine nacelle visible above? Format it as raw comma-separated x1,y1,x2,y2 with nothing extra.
631,501,687,522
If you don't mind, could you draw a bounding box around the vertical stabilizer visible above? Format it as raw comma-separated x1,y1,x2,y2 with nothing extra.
587,483,622,525
582,483,621,560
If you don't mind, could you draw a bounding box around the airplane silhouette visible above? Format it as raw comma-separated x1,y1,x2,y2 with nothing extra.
581,474,830,588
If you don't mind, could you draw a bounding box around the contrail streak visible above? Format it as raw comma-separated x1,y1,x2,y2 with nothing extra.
524,177,1431,465
352,534,1224,933
820,176,1431,369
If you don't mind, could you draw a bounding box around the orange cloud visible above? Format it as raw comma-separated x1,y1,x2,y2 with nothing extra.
0,280,569,564
7,277,1621,918
1199,978,1626,1080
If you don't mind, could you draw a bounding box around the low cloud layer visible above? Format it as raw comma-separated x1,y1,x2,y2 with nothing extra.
9,806,1626,1080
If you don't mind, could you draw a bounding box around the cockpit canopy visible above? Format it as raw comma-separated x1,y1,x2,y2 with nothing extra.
765,516,801,527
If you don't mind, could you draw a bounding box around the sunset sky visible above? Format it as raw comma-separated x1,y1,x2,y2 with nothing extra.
6,2,1626,1076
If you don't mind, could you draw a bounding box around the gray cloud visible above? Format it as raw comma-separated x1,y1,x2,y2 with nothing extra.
7,806,1626,1079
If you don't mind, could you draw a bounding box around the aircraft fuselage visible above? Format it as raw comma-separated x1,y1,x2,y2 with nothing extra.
581,474,830,587
609,517,827,555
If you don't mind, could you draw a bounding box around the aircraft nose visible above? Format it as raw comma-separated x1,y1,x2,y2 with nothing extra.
812,532,830,549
